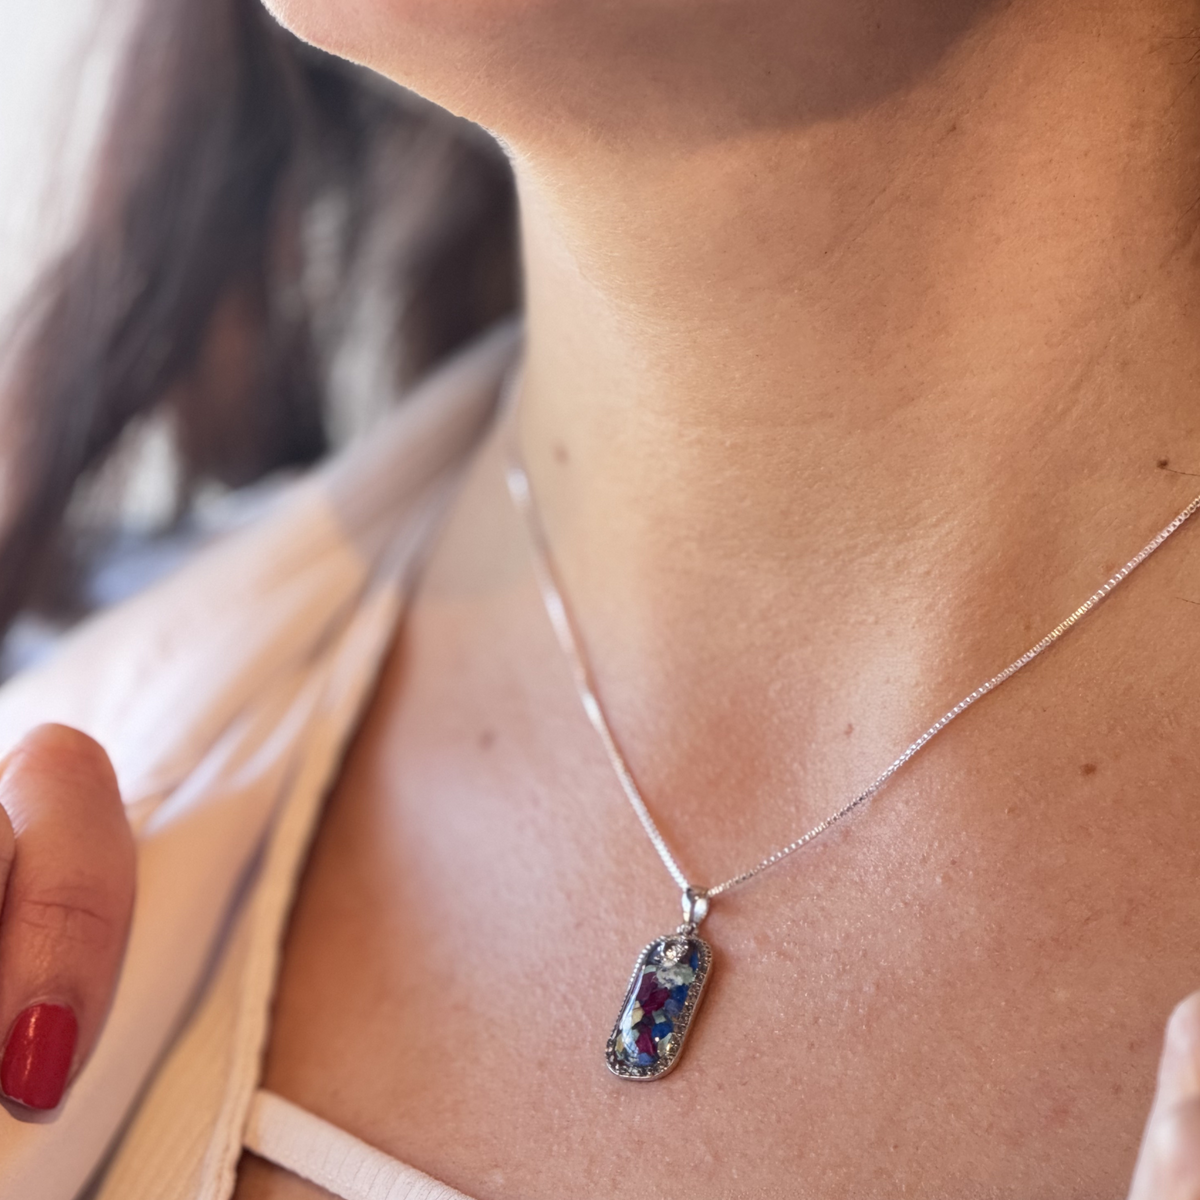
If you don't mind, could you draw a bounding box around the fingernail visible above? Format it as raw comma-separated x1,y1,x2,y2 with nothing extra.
0,1004,78,1110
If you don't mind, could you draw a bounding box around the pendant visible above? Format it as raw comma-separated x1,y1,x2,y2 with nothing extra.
605,890,713,1080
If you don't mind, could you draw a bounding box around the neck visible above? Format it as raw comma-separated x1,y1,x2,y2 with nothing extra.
514,2,1200,612
500,0,1200,848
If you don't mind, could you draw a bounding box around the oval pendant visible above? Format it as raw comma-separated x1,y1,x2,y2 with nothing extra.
605,932,712,1080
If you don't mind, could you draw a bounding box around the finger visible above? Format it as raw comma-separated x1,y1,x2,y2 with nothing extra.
0,724,135,1111
1129,992,1200,1200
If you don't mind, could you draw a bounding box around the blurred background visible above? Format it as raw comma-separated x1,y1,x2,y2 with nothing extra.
0,1,123,355
0,0,134,673
0,0,519,676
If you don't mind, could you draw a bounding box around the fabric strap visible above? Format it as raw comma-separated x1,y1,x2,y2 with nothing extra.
244,1091,473,1200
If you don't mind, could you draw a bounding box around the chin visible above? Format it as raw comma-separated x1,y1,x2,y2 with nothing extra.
262,0,932,156
264,0,573,129
264,0,558,68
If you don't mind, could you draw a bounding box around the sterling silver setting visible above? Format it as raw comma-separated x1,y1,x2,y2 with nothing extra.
605,931,713,1081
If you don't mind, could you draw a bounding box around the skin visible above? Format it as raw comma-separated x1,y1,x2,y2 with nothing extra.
235,428,1200,1198
0,726,134,1110
12,0,1200,1193
238,0,1200,1194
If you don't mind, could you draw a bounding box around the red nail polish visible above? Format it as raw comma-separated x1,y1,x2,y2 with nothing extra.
0,1004,77,1110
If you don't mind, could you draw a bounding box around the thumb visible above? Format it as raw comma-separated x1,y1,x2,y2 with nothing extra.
1129,992,1200,1199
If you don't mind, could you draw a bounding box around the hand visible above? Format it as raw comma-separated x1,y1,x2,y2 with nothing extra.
0,725,134,1112
1130,993,1200,1198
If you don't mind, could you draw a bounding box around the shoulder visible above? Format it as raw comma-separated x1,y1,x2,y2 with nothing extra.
0,320,520,1200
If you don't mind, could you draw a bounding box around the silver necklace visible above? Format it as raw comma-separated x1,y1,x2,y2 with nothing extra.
505,449,1200,1081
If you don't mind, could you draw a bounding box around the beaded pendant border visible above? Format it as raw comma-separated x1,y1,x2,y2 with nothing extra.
605,932,712,1080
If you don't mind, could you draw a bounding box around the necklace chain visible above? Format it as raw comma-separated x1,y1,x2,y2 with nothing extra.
506,450,1200,904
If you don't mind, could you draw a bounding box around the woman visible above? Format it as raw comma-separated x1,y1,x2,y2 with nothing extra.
0,0,1199,1196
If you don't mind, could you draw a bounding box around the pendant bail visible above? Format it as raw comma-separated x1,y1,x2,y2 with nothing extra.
681,887,710,927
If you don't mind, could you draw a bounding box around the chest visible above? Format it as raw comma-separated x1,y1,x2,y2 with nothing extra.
238,430,1200,1199
244,594,1200,1200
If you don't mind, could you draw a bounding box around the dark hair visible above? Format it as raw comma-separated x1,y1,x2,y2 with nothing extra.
0,0,517,634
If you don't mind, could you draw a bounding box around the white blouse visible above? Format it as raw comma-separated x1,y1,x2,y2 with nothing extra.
0,321,520,1200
